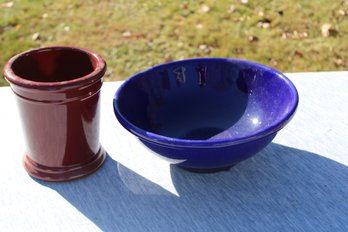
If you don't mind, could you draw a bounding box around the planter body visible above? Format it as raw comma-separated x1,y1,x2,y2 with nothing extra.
4,46,106,181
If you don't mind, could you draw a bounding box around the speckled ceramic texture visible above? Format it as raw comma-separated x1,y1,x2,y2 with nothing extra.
113,58,298,172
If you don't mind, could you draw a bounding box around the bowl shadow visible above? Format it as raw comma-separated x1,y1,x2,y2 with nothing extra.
37,144,348,231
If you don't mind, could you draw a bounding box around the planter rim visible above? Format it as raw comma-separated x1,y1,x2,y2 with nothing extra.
3,46,106,90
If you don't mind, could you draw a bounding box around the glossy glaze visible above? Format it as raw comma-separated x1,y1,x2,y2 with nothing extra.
113,58,298,172
4,46,106,181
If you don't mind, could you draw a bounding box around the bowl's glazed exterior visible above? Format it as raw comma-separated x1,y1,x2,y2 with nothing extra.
139,134,276,172
114,58,298,172
4,46,106,181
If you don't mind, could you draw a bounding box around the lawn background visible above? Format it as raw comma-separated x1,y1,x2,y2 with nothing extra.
1,0,347,86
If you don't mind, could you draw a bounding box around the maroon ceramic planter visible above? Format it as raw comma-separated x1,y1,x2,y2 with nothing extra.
4,46,107,181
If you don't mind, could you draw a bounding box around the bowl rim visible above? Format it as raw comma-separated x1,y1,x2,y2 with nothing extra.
113,57,299,148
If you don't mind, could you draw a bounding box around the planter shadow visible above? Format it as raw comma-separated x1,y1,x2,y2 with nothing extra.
37,144,348,231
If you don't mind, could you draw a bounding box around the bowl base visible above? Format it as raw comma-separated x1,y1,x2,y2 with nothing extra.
23,147,106,182
178,165,234,173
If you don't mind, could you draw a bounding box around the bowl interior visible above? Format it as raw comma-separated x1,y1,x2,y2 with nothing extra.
116,59,297,141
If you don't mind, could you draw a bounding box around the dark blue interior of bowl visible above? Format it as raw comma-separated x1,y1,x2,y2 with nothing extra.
115,59,297,141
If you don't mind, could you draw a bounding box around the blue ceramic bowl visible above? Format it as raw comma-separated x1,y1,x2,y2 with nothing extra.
113,58,298,172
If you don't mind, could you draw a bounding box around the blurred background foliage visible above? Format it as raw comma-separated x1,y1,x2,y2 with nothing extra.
1,0,347,86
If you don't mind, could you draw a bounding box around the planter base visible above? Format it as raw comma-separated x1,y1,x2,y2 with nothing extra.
23,147,106,182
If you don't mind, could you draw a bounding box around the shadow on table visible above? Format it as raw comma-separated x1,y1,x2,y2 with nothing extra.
37,144,348,232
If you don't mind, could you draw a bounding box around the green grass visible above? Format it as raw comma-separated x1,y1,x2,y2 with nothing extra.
1,0,347,86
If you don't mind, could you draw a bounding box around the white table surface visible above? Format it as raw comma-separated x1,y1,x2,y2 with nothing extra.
1,71,348,232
